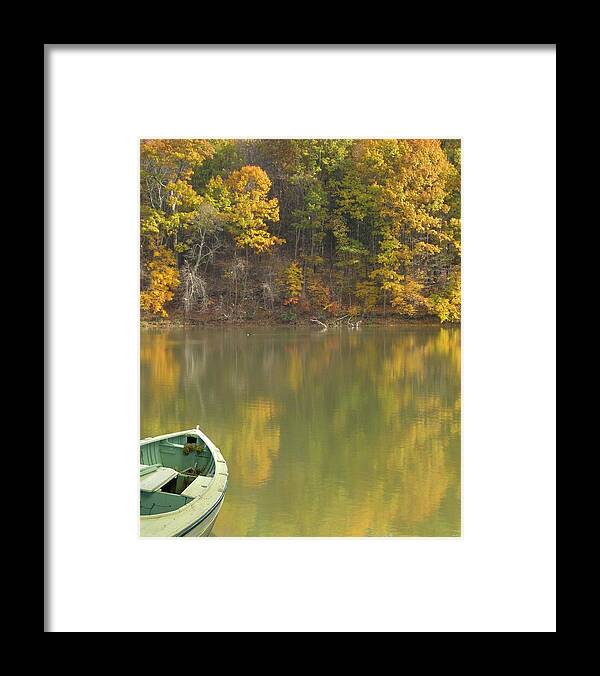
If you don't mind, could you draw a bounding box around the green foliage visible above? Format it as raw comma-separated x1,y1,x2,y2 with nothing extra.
192,140,242,192
279,309,297,323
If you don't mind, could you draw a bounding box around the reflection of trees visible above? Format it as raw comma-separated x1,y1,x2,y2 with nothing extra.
140,333,181,436
217,398,280,488
140,334,180,393
140,326,461,536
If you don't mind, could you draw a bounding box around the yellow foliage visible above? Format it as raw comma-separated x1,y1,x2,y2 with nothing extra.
140,139,214,183
165,180,202,212
428,270,461,323
282,261,303,305
209,165,284,254
355,279,379,313
389,278,428,317
140,247,180,317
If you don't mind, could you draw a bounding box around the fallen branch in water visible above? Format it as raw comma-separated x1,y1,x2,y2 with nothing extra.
310,316,364,330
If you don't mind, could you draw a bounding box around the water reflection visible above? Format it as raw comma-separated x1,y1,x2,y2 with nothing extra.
141,326,461,536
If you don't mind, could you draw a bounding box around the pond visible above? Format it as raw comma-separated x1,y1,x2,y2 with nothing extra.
141,325,461,536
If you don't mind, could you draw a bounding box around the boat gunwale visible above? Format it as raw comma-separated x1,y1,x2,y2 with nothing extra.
175,490,226,537
140,427,219,454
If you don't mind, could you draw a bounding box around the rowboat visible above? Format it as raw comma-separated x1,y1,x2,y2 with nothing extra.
140,426,228,537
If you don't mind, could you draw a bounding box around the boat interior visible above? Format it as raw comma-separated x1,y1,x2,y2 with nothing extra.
140,432,216,516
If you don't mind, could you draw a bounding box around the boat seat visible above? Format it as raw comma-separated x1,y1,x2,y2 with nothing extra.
140,465,178,492
181,475,212,498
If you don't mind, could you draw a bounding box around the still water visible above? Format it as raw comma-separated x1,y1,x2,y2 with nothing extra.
141,325,461,536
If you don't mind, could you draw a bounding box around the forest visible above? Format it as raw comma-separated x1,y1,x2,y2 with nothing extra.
140,139,461,324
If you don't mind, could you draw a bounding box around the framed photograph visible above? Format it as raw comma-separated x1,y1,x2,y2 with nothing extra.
46,45,556,632
139,137,462,538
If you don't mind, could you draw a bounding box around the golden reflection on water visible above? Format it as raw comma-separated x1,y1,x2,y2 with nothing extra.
140,326,461,536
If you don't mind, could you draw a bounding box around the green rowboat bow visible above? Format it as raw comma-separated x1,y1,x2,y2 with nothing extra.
139,427,228,537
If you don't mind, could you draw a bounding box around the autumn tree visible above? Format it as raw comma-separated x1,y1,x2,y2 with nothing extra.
140,247,181,317
282,261,303,305
140,139,214,250
140,140,215,316
349,139,459,317
206,166,283,255
355,279,379,315
428,269,461,323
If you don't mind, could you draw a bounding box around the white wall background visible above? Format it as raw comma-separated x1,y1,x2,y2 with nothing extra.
47,45,556,632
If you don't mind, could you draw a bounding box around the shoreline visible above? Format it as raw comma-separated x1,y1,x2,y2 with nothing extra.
140,316,459,330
